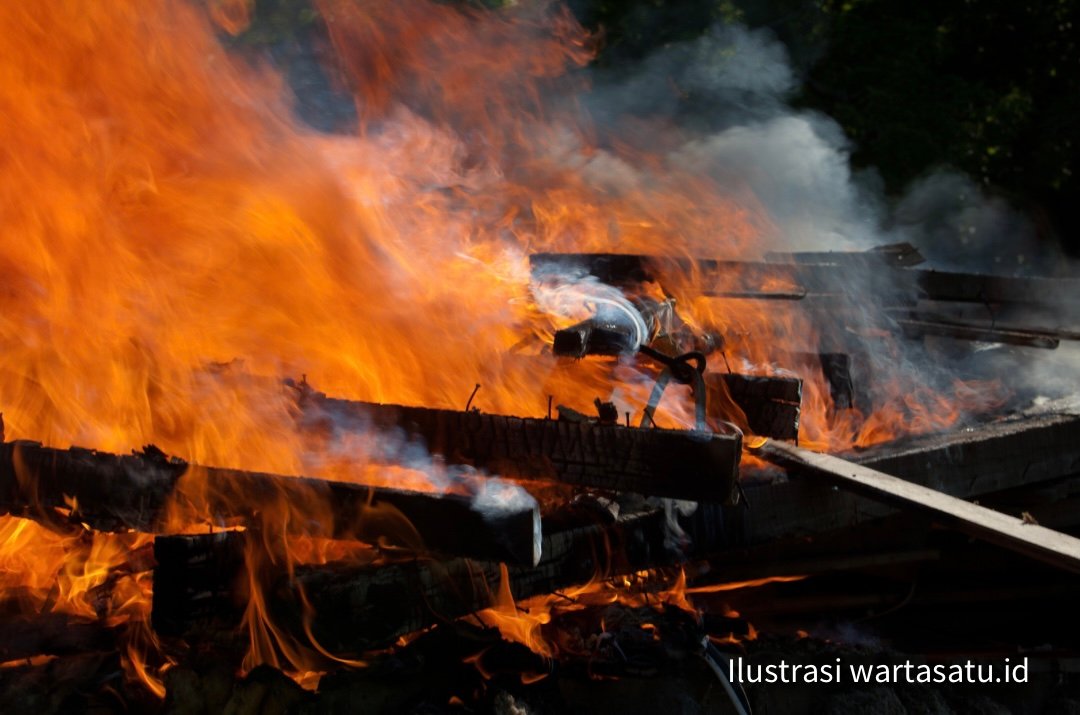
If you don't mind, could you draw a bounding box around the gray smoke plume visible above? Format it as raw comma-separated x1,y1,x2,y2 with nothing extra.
576,19,1079,409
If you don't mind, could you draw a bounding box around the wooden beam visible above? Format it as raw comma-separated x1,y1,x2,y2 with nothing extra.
0,441,540,565
765,242,926,268
886,306,1080,343
856,409,1080,496
529,253,1080,309
294,384,741,503
0,612,119,662
895,318,1061,349
706,373,801,441
750,438,1080,573
153,508,672,655
694,409,1080,552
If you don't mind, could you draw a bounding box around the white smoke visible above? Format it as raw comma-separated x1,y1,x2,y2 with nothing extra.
577,19,1079,412
587,21,1064,272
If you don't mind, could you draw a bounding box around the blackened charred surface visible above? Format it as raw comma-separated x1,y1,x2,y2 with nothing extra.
151,508,673,655
530,252,1080,310
0,441,540,565
765,242,927,268
816,352,856,411
553,316,639,358
895,318,1062,349
151,530,247,640
296,388,741,503
0,651,143,715
706,373,802,441
0,441,185,532
693,410,1080,555
0,608,121,662
752,439,1080,573
856,409,1080,496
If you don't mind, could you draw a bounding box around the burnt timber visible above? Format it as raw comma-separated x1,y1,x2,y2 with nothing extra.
895,318,1062,349
529,252,1080,310
707,406,1080,556
764,242,926,268
0,611,121,663
154,405,1080,655
706,373,801,441
0,441,540,565
153,508,671,655
751,438,1080,572
293,383,741,503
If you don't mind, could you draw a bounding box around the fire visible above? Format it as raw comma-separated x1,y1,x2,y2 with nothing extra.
473,567,797,662
0,516,170,693
0,0,1013,696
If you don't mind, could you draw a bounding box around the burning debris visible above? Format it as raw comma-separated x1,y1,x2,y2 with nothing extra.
1,0,1080,713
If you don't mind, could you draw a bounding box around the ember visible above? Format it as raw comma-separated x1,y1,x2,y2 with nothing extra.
1,0,1079,713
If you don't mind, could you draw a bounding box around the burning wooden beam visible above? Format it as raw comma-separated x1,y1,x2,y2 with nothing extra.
706,373,801,441
153,508,672,655
293,384,742,503
751,438,1080,573
529,252,1080,309
0,441,540,565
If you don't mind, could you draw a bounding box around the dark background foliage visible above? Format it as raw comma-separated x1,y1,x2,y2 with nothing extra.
239,0,1080,257
573,0,1079,256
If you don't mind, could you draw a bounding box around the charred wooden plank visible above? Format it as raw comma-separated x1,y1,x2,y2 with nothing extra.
857,407,1080,497
294,385,741,503
895,318,1061,349
695,408,1080,555
706,373,801,441
914,269,1080,308
765,242,926,268
152,508,672,655
0,613,119,662
751,438,1080,573
529,253,1080,309
0,652,129,714
0,441,540,565
888,301,1080,341
530,252,848,300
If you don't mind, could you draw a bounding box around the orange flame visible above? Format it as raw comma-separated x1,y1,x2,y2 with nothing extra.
472,567,793,660
0,0,1013,691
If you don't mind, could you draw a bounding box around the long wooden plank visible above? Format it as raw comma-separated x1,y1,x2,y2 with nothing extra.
895,318,1061,349
294,384,741,503
856,410,1080,496
765,242,926,268
0,441,540,565
694,409,1080,552
529,253,1080,308
750,438,1080,573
